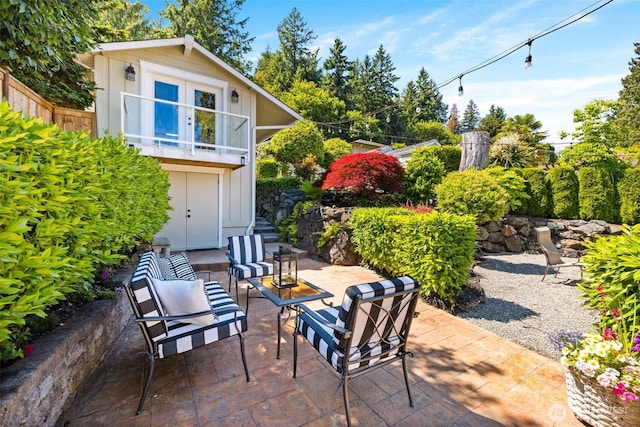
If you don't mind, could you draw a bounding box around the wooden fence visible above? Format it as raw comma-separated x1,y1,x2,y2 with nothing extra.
1,67,95,136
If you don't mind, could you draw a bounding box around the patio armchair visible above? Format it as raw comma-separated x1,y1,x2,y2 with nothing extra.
227,234,273,306
535,226,583,281
293,276,420,426
125,251,250,415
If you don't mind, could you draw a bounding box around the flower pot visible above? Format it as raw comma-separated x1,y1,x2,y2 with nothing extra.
565,368,640,427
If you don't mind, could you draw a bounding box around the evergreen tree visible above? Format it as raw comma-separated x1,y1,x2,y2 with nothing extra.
370,45,400,138
0,0,102,109
460,100,481,133
617,42,640,147
321,38,351,105
414,68,448,124
94,0,159,42
446,103,460,134
477,104,507,138
163,0,254,74
276,7,321,87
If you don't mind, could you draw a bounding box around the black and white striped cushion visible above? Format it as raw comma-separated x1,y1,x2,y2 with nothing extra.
229,262,273,279
157,281,248,358
228,235,267,264
129,252,168,342
163,253,198,280
297,276,417,373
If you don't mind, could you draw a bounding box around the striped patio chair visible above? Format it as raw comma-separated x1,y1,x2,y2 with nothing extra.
293,276,420,427
125,252,250,415
226,234,273,305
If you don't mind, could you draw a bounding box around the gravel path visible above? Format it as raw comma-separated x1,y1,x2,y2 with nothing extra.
458,252,597,360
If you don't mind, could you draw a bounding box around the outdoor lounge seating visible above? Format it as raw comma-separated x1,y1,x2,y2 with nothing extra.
535,226,582,281
293,276,420,426
226,234,273,306
125,251,250,415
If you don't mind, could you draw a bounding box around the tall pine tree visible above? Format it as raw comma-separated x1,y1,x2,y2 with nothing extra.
321,38,351,105
460,100,481,133
478,104,507,138
617,42,640,146
163,0,254,74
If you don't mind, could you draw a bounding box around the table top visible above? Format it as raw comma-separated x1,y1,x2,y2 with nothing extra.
247,276,333,307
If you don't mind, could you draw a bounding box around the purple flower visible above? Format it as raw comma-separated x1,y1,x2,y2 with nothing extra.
100,270,109,280
632,334,640,352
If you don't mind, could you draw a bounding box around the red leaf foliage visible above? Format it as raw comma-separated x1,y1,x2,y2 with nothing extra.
321,151,405,198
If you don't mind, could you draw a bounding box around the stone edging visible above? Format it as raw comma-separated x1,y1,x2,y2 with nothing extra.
0,291,132,426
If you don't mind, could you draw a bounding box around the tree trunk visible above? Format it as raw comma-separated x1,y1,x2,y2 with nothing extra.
459,131,490,171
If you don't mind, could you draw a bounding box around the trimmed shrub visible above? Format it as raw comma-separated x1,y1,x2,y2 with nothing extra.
256,158,280,178
256,176,300,191
484,167,529,214
435,169,509,224
404,147,445,204
321,152,405,202
515,168,552,217
349,207,476,307
578,167,619,223
423,145,461,173
618,168,640,224
547,166,579,219
0,101,169,360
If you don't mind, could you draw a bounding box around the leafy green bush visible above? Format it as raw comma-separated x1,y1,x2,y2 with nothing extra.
489,134,535,168
547,166,579,219
618,168,640,224
578,167,619,223
256,176,300,191
278,201,315,245
435,169,509,224
515,168,552,217
256,158,280,178
349,207,476,306
0,101,170,360
578,224,640,350
423,145,461,173
322,137,351,167
559,141,626,171
484,167,529,214
404,147,445,204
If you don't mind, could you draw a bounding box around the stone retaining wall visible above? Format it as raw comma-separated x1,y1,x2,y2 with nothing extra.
296,205,617,265
0,283,132,426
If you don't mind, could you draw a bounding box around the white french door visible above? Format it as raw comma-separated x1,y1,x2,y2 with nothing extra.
140,62,226,148
159,171,220,250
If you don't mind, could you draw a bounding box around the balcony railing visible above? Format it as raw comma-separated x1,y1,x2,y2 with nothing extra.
120,92,250,166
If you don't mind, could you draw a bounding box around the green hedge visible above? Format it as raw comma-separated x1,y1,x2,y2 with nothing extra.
423,145,461,173
618,168,640,225
547,166,579,219
349,207,476,306
256,176,300,191
515,168,552,217
0,102,170,359
485,167,528,214
578,167,619,223
435,169,509,224
256,158,280,178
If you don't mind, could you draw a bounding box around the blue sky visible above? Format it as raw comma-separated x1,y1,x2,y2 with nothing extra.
146,0,639,151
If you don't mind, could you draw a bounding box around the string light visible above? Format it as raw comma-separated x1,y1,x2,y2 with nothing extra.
524,39,533,69
311,0,614,141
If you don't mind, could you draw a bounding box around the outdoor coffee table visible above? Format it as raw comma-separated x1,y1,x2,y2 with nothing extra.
247,276,333,359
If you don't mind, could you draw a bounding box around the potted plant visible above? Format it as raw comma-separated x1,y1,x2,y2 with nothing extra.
559,224,640,426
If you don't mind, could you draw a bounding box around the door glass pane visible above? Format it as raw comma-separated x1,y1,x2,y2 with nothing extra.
154,81,179,145
194,90,216,146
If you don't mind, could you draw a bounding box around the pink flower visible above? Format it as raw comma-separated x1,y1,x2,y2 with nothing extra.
612,307,620,318
613,382,626,396
603,328,617,340
24,344,33,356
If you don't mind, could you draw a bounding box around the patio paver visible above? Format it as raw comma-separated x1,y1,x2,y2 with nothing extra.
57,256,584,426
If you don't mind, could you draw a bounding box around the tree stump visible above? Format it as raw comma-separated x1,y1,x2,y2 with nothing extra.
459,131,490,171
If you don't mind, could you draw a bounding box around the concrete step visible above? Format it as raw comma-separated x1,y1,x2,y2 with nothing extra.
260,232,280,243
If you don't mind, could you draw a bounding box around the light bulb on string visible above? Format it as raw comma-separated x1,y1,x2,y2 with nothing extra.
386,114,391,123
458,75,464,97
524,39,533,69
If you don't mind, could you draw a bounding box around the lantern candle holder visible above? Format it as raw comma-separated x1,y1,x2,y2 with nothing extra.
273,247,298,289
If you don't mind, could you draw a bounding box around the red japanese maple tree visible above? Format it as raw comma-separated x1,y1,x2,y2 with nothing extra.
321,151,405,199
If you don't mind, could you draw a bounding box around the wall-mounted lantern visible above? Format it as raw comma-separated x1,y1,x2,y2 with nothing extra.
125,63,136,81
231,89,239,103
